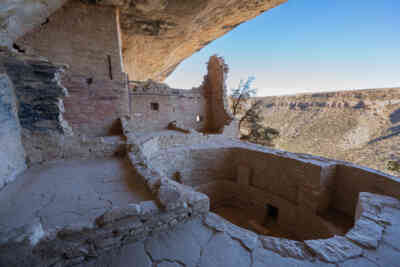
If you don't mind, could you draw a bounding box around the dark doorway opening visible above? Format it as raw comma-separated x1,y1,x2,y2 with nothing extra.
265,204,279,224
150,102,159,111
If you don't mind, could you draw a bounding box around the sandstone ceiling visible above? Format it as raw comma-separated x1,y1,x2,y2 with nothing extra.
0,0,287,81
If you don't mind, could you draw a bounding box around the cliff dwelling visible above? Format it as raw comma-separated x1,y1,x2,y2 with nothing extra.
1,1,400,267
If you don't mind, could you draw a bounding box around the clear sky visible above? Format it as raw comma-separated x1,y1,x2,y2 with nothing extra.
165,0,400,96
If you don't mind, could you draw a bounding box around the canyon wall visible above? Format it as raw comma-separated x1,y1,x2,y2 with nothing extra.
256,88,400,175
0,63,25,189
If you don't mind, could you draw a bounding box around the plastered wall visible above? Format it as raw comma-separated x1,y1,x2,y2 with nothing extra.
15,0,128,136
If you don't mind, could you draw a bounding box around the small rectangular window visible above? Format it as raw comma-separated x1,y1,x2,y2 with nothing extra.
265,204,279,225
107,55,113,80
150,102,159,111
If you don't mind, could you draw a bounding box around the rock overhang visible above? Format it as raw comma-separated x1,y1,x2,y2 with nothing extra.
0,0,288,81
2,1,400,266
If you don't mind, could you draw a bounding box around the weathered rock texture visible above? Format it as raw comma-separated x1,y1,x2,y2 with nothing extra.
3,121,400,266
243,88,400,176
0,0,68,47
0,69,25,189
202,56,237,134
0,50,130,166
1,0,287,82
9,0,251,137
137,131,399,241
1,51,70,135
2,1,400,266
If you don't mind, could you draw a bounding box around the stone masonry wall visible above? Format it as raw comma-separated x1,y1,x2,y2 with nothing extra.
127,56,238,136
0,50,125,165
332,163,400,217
15,0,129,136
202,56,237,135
0,67,26,189
129,80,209,133
150,147,236,186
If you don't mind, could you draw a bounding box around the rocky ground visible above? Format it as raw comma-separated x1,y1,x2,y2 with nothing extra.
74,195,400,267
239,87,400,176
0,158,153,234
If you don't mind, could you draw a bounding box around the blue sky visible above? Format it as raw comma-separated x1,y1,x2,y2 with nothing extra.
165,0,400,96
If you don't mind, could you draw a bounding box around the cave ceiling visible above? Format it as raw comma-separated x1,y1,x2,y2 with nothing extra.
0,0,287,81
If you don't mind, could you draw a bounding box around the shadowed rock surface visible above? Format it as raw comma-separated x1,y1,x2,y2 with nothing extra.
1,0,287,81
1,1,400,266
0,158,153,233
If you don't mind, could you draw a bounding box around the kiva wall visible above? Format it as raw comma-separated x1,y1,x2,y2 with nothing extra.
0,65,26,189
332,163,400,217
15,0,128,136
145,143,338,240
149,147,236,186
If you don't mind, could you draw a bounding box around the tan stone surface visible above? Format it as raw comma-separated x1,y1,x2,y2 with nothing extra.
1,0,287,82
244,88,400,176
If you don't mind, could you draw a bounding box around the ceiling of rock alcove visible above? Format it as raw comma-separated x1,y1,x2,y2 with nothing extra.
117,0,288,81
0,0,287,81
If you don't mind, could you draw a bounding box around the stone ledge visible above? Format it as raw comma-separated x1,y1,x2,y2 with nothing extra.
259,236,313,260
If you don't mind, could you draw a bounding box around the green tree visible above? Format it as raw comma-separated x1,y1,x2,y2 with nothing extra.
230,77,279,146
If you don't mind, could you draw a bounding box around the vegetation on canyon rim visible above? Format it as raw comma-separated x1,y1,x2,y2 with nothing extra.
230,77,279,146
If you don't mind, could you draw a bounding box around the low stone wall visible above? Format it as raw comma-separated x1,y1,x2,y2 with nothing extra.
333,162,400,217
198,180,335,241
142,142,336,213
22,134,127,165
149,146,236,186
0,122,211,267
202,192,400,264
136,132,400,241
231,148,337,213
0,198,202,267
1,120,399,266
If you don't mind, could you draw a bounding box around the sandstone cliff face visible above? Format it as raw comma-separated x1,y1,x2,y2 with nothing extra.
118,0,287,81
0,65,26,189
1,0,287,82
254,88,400,175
